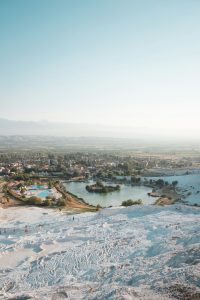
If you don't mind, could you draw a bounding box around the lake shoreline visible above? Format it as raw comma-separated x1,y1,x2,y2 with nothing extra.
1,173,200,211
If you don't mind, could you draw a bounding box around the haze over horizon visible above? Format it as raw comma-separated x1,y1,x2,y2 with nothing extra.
0,0,200,139
0,117,199,142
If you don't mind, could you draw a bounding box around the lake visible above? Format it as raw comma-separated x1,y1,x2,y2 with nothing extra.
64,174,200,207
63,181,153,207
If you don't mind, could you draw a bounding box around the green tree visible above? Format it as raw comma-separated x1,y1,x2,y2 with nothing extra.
172,180,178,186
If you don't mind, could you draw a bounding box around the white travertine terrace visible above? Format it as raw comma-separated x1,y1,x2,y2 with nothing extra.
0,205,200,299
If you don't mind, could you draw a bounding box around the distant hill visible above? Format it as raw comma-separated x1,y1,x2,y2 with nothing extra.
0,118,115,137
0,118,199,144
0,118,143,138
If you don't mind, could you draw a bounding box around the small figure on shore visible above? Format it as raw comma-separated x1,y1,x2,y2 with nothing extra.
73,216,74,221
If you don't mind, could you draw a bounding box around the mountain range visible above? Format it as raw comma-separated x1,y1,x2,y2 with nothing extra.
0,118,148,139
0,118,199,144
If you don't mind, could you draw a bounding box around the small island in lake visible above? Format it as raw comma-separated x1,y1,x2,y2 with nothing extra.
86,181,120,193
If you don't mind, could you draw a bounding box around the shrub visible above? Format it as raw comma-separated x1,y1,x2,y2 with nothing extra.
43,199,52,206
172,180,178,186
121,199,142,207
27,196,42,206
57,199,66,206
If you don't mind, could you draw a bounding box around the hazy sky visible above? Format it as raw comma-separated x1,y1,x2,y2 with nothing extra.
0,0,200,136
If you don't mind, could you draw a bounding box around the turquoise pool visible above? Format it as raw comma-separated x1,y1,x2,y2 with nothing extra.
38,190,52,199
